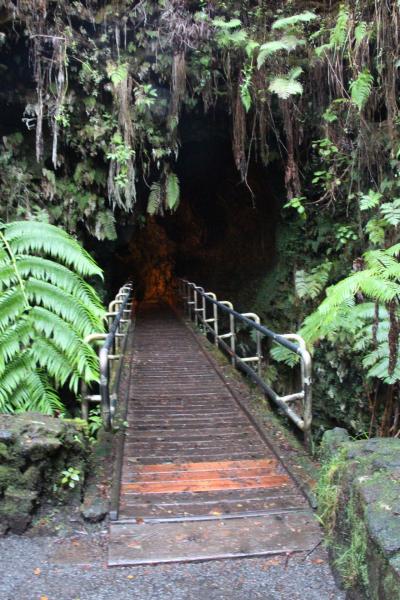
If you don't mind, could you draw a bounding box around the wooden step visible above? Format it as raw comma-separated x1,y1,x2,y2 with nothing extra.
108,511,321,566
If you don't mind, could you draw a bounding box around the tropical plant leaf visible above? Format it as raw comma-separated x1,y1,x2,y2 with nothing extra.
166,172,180,212
272,11,317,31
269,77,303,99
147,182,161,216
350,69,373,111
0,220,105,415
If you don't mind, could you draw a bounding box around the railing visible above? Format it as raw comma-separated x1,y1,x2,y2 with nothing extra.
179,279,313,447
82,282,133,430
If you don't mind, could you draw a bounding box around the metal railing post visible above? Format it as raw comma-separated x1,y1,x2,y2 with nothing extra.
241,313,262,376
81,282,133,431
218,301,236,367
177,278,313,448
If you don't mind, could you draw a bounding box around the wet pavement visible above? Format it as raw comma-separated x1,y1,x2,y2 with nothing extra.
0,532,346,600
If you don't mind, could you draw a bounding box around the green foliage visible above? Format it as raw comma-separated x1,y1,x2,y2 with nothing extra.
272,11,317,31
0,221,104,414
257,36,305,69
316,448,347,535
166,172,180,211
269,67,303,99
147,170,181,216
350,69,373,112
107,62,129,86
295,262,332,300
240,62,253,112
88,406,103,439
300,245,400,383
330,5,349,49
359,190,382,211
213,17,248,49
147,182,161,216
283,196,307,219
60,466,81,489
354,22,368,45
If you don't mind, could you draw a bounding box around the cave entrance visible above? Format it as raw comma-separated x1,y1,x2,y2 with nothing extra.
113,106,282,306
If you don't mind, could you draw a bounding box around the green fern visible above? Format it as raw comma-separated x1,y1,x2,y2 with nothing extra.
166,172,180,211
272,11,317,31
147,171,181,215
359,190,382,211
380,199,400,227
94,210,117,241
147,182,161,216
0,220,105,414
354,22,368,45
298,245,400,382
295,262,332,300
350,69,373,112
257,36,305,69
269,67,303,99
330,5,349,48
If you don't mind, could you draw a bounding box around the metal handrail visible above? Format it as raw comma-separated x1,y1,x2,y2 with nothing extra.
179,279,312,447
82,282,133,430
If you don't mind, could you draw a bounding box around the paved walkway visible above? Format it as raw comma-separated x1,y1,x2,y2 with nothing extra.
0,533,345,600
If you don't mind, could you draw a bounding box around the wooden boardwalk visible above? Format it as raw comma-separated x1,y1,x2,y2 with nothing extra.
108,304,320,566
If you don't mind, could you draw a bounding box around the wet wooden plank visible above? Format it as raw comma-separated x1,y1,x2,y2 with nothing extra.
118,496,308,520
108,512,321,566
109,303,316,565
124,459,277,473
121,473,290,494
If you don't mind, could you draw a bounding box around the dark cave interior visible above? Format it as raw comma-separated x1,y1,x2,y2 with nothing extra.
106,106,283,306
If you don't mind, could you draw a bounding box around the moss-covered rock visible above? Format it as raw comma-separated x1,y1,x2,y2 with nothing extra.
0,413,90,535
318,433,400,599
0,465,22,492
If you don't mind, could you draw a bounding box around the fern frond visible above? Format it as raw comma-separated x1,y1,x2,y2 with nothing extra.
12,372,63,415
4,221,103,278
330,6,349,48
147,182,161,215
354,22,368,45
257,36,305,68
0,220,105,416
350,69,373,112
31,338,81,393
0,319,32,376
0,264,18,290
295,262,331,300
358,277,400,303
94,210,117,241
359,190,382,211
0,289,27,332
380,199,400,227
16,256,104,315
166,172,180,212
31,307,100,382
25,279,104,337
269,76,303,99
0,351,34,411
272,11,317,30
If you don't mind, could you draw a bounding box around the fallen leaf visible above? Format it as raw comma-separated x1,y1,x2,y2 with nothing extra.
40,596,48,600
127,575,135,580
34,568,41,576
312,558,325,564
262,557,282,569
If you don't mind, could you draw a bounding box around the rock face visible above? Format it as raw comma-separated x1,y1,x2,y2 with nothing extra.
0,413,89,534
319,432,400,599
